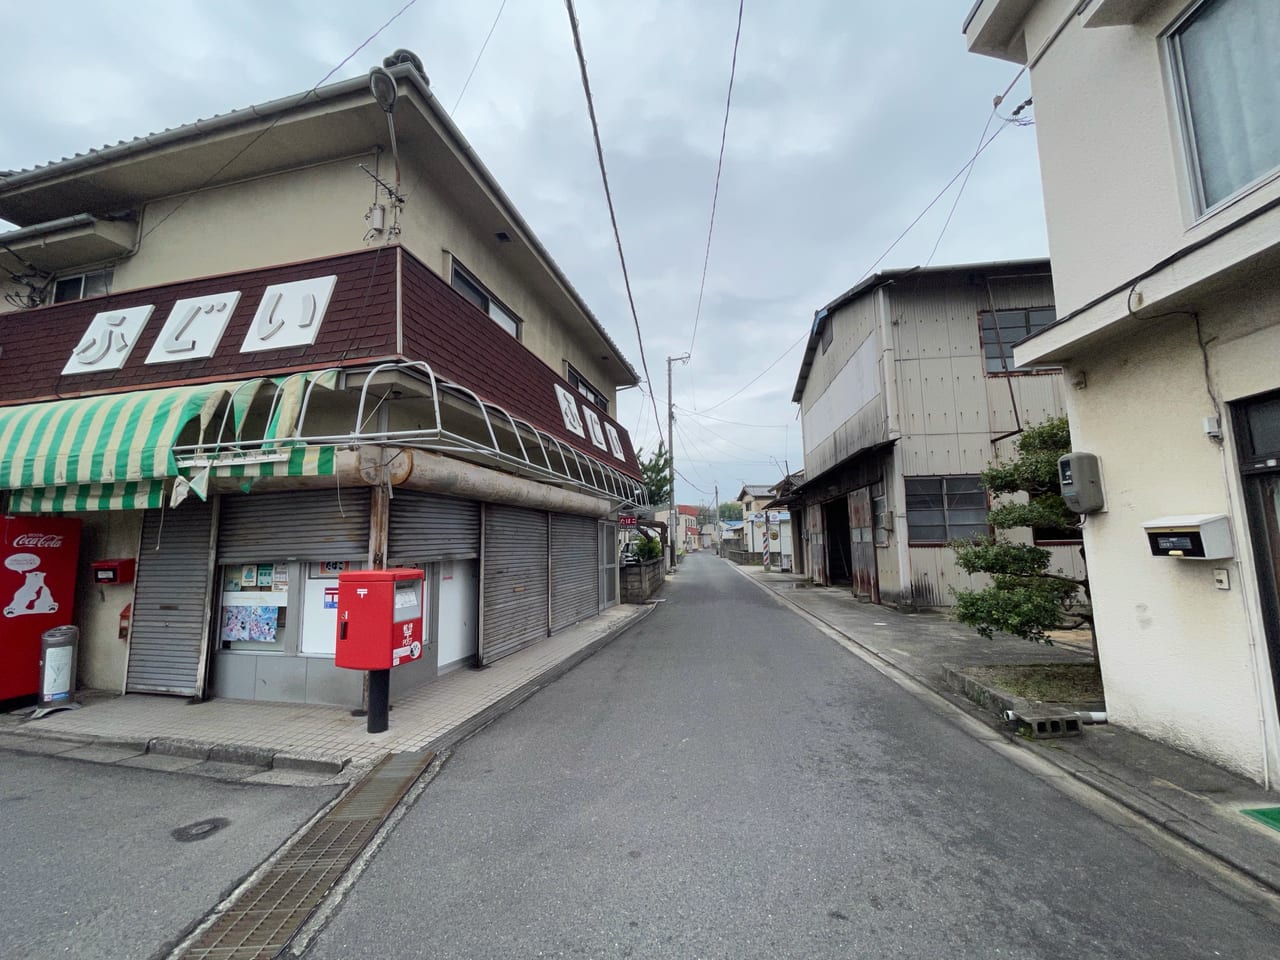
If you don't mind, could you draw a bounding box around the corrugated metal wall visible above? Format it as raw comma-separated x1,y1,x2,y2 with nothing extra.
127,502,215,696
481,505,549,663
550,514,598,632
388,491,480,562
218,489,370,561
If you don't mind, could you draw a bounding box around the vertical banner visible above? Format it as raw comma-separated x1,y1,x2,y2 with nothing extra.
1,516,82,702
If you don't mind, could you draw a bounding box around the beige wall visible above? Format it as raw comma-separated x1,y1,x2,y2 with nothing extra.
1024,0,1280,316
70,510,142,692
1060,284,1280,780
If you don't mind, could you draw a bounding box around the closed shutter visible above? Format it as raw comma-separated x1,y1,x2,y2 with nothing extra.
126,502,215,695
218,489,370,561
481,505,548,664
388,491,480,562
550,514,599,632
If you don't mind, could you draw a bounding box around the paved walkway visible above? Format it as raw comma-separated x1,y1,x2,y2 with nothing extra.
0,604,650,779
732,562,1280,897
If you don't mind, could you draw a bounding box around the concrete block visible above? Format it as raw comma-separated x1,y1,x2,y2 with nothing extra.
273,751,348,774
207,743,275,767
1012,709,1082,739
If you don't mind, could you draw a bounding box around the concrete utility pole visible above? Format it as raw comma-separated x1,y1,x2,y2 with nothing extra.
667,353,689,570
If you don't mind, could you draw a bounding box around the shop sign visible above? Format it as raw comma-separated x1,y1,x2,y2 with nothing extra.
60,274,338,375
618,514,637,527
604,423,625,461
583,408,608,450
554,384,586,437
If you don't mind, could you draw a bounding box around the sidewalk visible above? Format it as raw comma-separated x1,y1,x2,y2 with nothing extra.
733,563,1280,897
0,604,652,782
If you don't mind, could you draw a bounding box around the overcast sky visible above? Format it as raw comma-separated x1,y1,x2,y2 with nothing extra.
0,0,1046,509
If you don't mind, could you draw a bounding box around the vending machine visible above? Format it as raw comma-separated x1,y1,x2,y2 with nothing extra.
1,515,82,706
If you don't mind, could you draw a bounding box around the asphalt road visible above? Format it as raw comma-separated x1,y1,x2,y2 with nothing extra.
0,751,338,960
305,553,1280,959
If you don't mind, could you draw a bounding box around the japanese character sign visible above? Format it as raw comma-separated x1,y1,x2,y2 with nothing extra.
554,384,586,437
145,292,241,364
240,275,337,353
61,306,154,375
605,423,626,461
583,408,608,450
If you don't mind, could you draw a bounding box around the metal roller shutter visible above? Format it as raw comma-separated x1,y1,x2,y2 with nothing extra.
126,502,215,695
550,514,599,632
388,491,480,562
218,489,371,561
481,505,548,664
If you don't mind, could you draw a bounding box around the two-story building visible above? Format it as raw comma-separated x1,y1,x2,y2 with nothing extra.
965,0,1280,786
790,259,1082,607
0,53,645,710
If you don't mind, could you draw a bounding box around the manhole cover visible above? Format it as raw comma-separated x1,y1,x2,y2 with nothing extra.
172,818,230,842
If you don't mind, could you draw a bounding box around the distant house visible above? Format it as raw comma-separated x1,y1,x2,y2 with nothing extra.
789,259,1078,607
653,504,701,553
737,483,794,570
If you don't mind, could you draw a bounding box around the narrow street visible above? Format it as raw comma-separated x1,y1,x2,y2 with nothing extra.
302,553,1280,959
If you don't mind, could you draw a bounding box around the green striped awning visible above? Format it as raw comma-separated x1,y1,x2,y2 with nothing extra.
8,480,168,513
205,445,337,479
0,383,236,491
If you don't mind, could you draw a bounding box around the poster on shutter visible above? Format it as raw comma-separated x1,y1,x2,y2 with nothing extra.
1,516,81,703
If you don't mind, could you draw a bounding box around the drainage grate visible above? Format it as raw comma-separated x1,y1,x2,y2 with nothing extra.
1242,807,1280,833
178,750,434,960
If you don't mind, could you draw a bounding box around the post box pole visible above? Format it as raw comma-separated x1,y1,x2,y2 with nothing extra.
367,668,390,734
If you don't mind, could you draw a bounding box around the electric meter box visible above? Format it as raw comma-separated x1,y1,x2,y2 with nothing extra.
1058,452,1104,514
334,568,426,671
1142,514,1233,560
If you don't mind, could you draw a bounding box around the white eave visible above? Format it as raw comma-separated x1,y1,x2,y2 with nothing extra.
0,214,138,275
962,0,1035,63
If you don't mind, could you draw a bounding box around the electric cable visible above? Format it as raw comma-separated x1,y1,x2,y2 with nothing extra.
563,0,665,444
687,0,745,359
690,112,1020,419
452,0,509,115
675,467,712,497
141,0,422,243
673,404,788,429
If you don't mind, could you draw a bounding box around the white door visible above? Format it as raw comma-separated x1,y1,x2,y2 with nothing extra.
437,559,478,672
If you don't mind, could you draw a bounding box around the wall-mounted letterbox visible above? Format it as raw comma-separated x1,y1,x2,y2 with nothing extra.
1058,452,1104,514
334,568,426,670
91,558,136,585
1143,515,1233,560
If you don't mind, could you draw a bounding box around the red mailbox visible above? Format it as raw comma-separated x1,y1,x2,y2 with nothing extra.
91,558,136,585
334,568,426,671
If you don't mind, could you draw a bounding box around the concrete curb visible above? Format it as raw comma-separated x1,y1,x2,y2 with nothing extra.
728,561,1280,899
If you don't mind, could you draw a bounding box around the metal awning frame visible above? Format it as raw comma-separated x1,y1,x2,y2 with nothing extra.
171,361,648,509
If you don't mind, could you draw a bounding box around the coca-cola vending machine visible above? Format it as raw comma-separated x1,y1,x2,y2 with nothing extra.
1,516,82,706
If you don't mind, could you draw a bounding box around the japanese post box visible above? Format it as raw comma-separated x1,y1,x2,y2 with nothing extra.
91,558,136,585
334,568,426,670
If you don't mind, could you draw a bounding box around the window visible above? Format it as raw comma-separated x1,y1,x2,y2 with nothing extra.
52,268,113,304
905,476,989,544
450,262,521,337
1171,0,1280,212
980,308,1057,374
820,316,834,354
567,364,609,413
219,562,290,650
1033,524,1083,545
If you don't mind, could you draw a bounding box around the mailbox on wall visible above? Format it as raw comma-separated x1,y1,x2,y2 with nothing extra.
1143,515,1233,560
91,558,136,585
334,568,426,671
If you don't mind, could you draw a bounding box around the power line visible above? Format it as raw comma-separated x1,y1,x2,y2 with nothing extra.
141,0,421,243
675,467,712,497
452,0,509,115
690,111,1020,419
563,0,665,444
687,0,745,359
924,110,998,268
679,410,784,462
672,418,712,487
674,404,788,429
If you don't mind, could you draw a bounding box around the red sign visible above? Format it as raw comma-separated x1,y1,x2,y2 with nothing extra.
1,516,82,703
618,514,637,527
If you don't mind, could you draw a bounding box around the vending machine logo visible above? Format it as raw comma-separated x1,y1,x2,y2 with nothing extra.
12,534,66,549
4,552,59,618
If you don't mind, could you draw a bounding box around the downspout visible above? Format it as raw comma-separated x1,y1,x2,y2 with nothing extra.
877,285,912,608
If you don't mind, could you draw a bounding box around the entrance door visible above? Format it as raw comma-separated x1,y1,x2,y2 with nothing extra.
822,496,852,586
599,522,618,609
849,487,880,603
1236,389,1280,714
